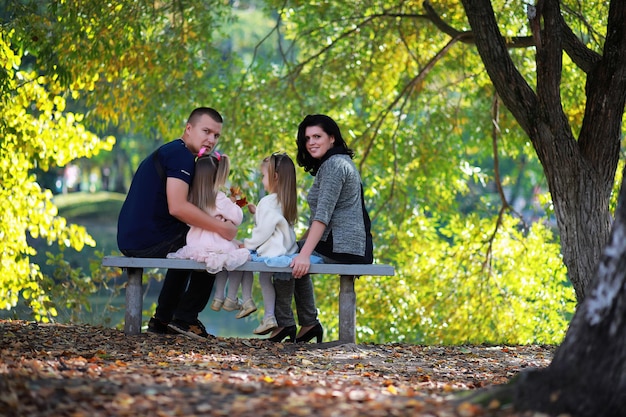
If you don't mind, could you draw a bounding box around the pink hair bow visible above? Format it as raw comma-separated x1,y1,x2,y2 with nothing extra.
197,148,222,161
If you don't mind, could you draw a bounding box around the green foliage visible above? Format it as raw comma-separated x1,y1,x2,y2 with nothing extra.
0,29,114,320
0,0,592,344
315,211,574,345
4,0,235,136
41,250,121,324
239,0,582,344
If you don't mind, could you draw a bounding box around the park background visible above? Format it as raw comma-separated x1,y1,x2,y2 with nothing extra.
3,0,620,345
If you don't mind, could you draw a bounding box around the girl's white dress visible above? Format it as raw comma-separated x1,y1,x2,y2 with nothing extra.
243,193,298,257
167,191,250,273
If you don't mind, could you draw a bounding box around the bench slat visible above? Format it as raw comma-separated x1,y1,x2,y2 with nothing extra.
102,256,395,276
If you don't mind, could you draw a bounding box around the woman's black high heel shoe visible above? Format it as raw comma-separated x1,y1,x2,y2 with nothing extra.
268,325,296,342
296,322,324,343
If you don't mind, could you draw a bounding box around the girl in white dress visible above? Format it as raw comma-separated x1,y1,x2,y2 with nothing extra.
241,153,299,334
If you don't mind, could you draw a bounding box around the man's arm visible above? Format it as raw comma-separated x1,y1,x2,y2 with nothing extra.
166,177,237,241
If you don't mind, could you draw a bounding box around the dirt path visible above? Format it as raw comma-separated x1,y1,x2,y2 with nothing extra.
0,320,554,416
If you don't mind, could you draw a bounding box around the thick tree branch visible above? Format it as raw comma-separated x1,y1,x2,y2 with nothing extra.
535,0,569,129
425,0,601,73
558,12,601,73
577,0,626,192
422,1,534,48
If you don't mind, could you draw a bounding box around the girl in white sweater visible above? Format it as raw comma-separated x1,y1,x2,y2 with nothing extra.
242,153,299,335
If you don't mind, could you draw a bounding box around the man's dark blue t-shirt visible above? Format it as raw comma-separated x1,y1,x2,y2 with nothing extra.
117,139,195,251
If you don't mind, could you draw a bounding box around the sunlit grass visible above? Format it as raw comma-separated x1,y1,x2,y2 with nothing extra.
53,191,125,220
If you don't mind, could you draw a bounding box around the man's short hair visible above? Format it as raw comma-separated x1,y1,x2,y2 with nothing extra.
188,107,223,125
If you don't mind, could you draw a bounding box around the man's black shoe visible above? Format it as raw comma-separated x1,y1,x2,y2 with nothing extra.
168,319,213,340
147,316,175,334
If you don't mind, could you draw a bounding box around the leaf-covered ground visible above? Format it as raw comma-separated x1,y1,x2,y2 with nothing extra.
0,320,556,417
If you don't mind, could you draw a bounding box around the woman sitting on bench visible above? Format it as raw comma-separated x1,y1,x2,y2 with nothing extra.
269,114,374,344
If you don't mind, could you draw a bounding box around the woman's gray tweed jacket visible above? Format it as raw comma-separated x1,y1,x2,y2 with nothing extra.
307,154,366,257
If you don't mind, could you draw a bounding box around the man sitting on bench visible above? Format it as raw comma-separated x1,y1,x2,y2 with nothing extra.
116,107,236,340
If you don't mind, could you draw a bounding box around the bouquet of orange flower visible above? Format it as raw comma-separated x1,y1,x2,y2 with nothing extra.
230,186,248,208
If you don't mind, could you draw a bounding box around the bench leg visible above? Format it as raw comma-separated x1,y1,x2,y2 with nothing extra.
339,275,357,344
124,267,144,335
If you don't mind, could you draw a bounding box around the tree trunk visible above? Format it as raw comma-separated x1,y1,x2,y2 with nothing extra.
459,0,626,302
512,162,626,416
112,145,129,193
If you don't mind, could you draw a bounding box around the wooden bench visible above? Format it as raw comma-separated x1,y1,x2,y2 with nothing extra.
102,256,395,343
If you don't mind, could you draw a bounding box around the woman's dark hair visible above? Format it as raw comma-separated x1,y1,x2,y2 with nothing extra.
296,114,354,175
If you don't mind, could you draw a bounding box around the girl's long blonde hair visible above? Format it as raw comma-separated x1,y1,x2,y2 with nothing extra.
264,153,297,225
189,153,230,211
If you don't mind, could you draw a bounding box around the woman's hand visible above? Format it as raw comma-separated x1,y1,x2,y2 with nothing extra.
291,221,326,278
290,253,310,279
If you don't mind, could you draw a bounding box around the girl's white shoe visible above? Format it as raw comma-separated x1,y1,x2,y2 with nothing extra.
253,316,278,335
222,297,243,312
210,298,224,311
236,298,257,319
